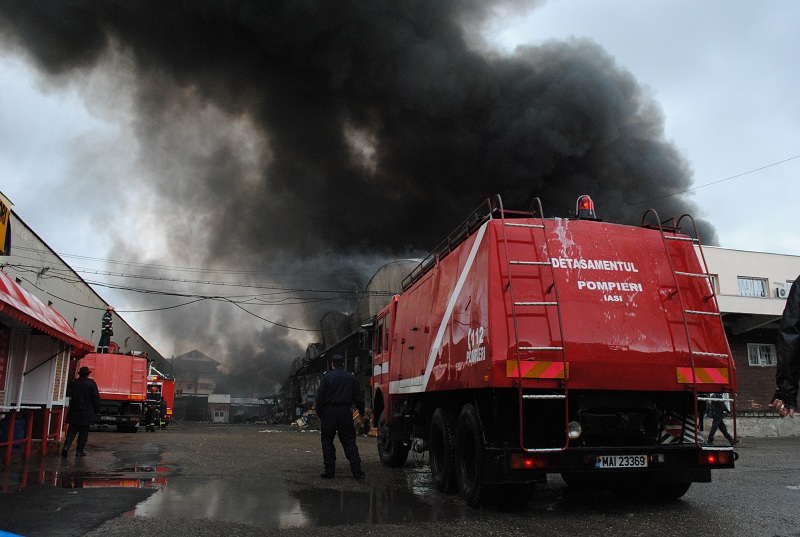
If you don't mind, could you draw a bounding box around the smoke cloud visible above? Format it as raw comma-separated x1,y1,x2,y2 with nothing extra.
0,1,716,395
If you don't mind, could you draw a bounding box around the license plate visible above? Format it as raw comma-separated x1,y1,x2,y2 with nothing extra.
100,416,116,421
596,455,648,469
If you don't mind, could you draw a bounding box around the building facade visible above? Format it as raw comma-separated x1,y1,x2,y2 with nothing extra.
2,209,167,369
171,350,219,396
701,246,799,413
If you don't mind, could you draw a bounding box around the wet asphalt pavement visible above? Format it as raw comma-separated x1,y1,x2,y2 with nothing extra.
1,422,799,537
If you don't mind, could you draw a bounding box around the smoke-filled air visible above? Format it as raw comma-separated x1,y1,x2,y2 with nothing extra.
0,1,716,395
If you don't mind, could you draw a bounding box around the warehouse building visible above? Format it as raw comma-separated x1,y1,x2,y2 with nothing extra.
1,194,167,460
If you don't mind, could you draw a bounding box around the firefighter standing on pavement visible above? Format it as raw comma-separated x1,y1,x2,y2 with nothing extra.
315,354,366,479
145,386,163,432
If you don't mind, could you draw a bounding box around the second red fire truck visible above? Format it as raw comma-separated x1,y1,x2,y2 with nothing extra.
370,195,737,507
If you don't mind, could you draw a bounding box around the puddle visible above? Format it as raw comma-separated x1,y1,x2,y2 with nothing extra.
4,460,479,528
1,464,170,493
134,476,478,527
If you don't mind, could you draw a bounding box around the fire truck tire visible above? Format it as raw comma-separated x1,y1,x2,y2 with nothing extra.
377,410,409,467
429,408,457,493
455,403,487,508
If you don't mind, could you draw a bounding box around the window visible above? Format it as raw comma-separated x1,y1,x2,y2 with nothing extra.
738,277,768,298
384,311,391,353
375,316,384,355
708,274,719,294
747,343,776,366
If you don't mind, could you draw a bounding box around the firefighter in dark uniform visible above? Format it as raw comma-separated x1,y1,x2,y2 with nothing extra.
62,366,101,457
145,386,163,432
315,354,366,479
97,306,114,353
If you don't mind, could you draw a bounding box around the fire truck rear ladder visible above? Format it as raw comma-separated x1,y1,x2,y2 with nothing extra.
497,195,569,453
644,210,737,451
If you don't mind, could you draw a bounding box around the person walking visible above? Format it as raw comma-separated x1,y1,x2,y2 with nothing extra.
62,366,101,457
770,277,800,418
706,392,735,446
315,354,366,479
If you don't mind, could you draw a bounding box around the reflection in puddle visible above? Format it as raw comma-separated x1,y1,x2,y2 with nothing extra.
58,474,167,490
135,478,309,527
135,477,478,528
0,464,169,493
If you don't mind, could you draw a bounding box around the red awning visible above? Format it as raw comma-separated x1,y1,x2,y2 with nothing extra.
0,271,94,354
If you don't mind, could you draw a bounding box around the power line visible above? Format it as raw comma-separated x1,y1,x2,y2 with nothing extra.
14,272,328,332
616,154,800,209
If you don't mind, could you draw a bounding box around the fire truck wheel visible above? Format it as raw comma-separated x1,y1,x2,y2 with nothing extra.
376,410,410,467
455,403,486,508
429,408,457,494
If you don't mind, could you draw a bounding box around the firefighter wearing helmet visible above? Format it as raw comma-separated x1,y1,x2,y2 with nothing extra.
97,306,114,353
145,385,163,432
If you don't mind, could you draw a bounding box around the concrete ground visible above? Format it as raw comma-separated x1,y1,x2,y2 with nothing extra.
0,421,798,537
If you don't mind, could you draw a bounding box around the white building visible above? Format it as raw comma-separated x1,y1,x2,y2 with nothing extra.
701,246,799,412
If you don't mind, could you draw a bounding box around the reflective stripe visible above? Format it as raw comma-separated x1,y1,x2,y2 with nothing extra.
676,367,729,384
390,222,489,395
506,361,568,379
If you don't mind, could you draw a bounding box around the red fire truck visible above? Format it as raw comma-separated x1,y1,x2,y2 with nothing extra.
76,351,149,433
370,195,737,507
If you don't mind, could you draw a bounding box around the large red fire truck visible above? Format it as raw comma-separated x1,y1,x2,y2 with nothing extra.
370,195,737,507
76,350,149,433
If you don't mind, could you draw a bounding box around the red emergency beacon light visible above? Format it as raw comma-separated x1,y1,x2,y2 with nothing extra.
576,195,597,220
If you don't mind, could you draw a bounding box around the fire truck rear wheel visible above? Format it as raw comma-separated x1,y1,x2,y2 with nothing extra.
429,408,457,494
376,410,409,467
455,403,486,508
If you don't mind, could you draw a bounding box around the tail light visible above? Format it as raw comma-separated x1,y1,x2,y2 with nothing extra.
509,453,547,470
698,450,733,465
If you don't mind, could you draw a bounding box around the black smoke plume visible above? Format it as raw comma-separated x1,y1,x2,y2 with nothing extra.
0,1,716,394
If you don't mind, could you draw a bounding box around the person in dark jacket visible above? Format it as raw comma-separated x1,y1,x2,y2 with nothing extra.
706,393,735,446
62,366,101,457
315,354,366,479
145,386,163,432
770,277,800,418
